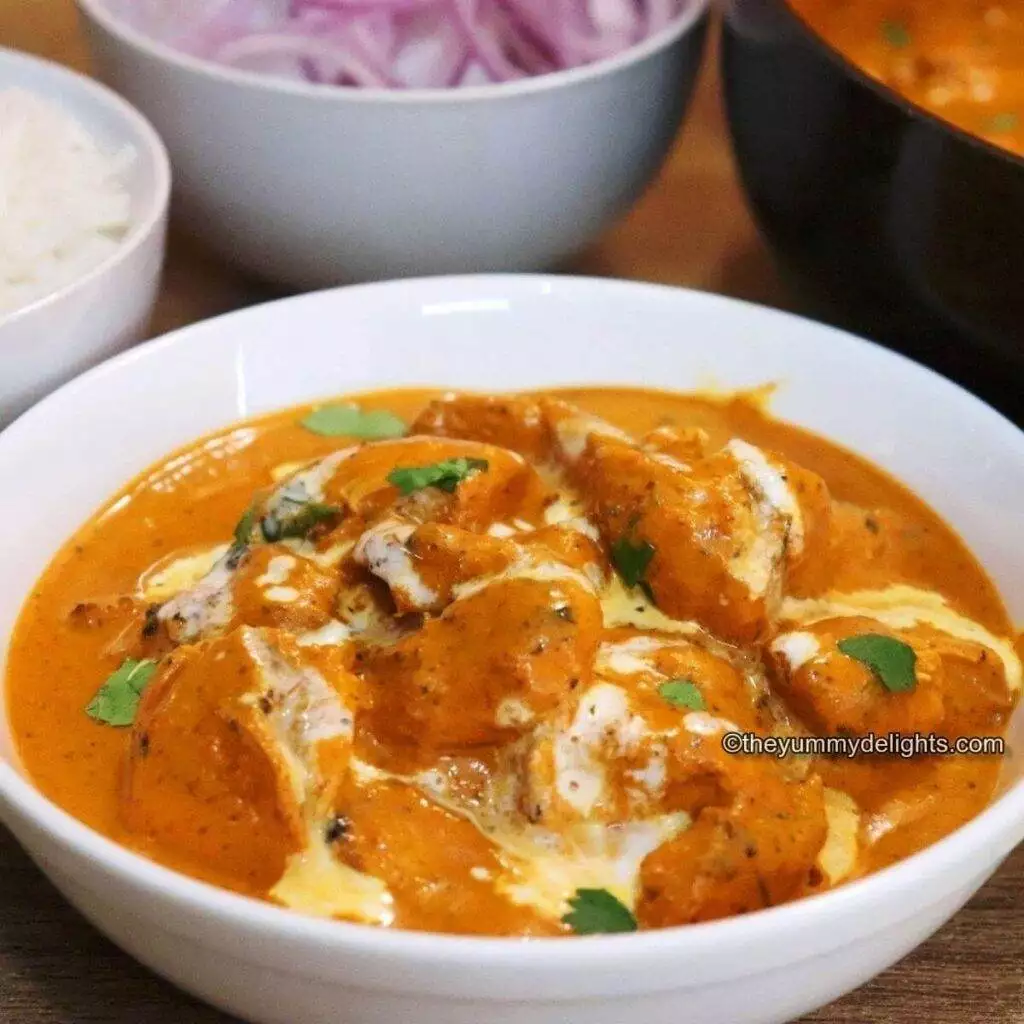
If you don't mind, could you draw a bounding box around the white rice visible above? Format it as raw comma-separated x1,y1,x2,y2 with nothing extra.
0,87,134,316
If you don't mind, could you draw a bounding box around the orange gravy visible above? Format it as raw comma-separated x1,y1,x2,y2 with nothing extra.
789,0,1024,158
4,388,1017,934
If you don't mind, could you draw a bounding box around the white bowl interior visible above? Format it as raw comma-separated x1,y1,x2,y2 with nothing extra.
2,275,1023,791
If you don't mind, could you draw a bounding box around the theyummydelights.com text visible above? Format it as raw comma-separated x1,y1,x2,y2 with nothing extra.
722,731,1005,759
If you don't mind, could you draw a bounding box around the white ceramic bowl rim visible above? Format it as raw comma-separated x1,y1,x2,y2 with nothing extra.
76,0,710,105
2,275,1023,975
0,45,171,332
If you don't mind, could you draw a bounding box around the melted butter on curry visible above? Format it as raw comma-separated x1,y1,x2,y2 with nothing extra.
5,388,1021,936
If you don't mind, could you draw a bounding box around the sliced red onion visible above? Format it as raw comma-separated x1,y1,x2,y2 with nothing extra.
103,0,692,88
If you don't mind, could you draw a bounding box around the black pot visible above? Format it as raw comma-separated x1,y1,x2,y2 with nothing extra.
721,0,1024,421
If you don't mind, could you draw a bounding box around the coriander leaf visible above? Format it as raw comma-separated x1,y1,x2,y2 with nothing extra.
837,634,917,693
563,889,638,935
85,658,158,727
233,505,258,547
141,604,161,638
387,458,489,496
226,503,260,567
659,679,706,711
881,19,910,48
611,535,656,590
300,404,407,439
260,501,340,542
990,112,1020,134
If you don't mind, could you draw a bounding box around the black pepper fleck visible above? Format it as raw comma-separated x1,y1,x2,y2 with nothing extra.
141,605,161,638
325,816,351,843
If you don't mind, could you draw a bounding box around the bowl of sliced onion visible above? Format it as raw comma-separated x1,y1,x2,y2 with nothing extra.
76,0,710,288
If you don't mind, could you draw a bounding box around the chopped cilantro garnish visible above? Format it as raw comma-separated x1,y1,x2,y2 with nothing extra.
837,634,917,693
233,505,258,547
881,19,910,48
659,679,706,711
261,501,340,542
300,404,406,439
85,658,158,727
611,535,656,590
990,112,1020,134
387,458,489,496
225,503,260,566
563,889,638,935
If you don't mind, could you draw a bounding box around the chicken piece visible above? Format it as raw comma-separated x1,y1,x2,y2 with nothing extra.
412,393,553,462
360,573,603,764
853,757,1003,874
322,436,547,530
767,614,1017,737
541,398,636,464
332,567,411,645
418,396,833,630
413,392,636,470
642,424,710,464
334,776,555,936
155,545,239,644
573,433,830,644
519,646,829,923
523,679,728,827
149,452,352,645
353,522,517,615
767,617,944,736
596,631,771,732
638,763,827,925
154,433,547,645
67,594,174,662
578,437,769,644
233,545,339,630
157,544,339,644
523,633,771,827
123,628,359,891
916,623,1018,733
519,525,607,583
352,518,608,620
763,454,833,594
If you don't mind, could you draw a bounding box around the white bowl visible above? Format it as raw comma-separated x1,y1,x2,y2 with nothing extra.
1,276,1022,1024
75,1,709,289
0,47,170,427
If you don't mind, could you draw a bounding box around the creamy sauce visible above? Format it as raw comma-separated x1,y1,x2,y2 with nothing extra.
5,386,1019,935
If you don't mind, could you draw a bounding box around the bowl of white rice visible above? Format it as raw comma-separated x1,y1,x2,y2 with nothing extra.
0,46,169,425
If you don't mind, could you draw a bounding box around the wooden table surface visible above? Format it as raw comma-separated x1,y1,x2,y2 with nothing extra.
2,3,1023,1022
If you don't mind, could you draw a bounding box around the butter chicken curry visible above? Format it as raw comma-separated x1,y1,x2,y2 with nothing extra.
6,389,1020,935
788,1,1024,159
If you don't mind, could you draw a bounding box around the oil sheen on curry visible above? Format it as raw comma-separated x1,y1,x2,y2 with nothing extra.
7,389,1021,936
788,1,1024,159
